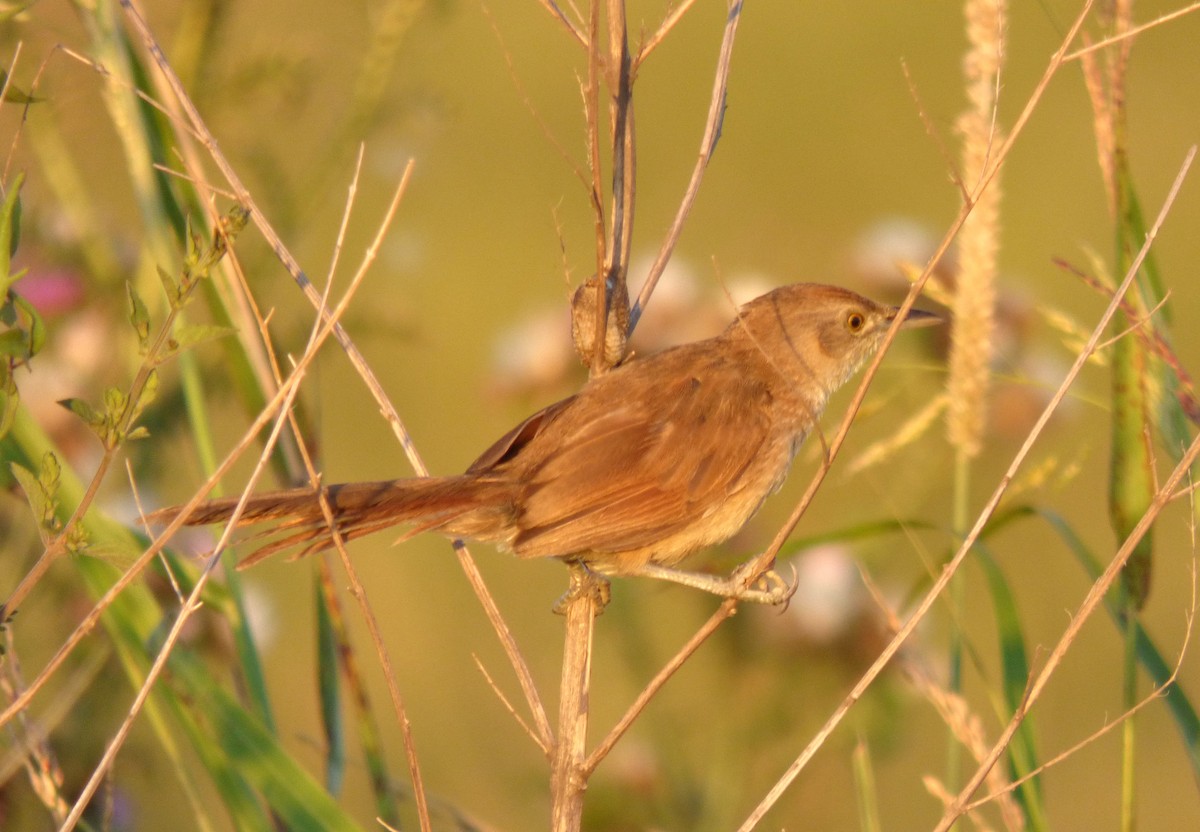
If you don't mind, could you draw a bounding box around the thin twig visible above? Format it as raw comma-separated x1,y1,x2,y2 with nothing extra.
549,568,602,831
733,8,1128,824
635,0,699,67
537,0,588,47
628,0,743,333
118,0,552,746
310,172,435,832
1064,1,1200,61
605,0,635,282
484,4,591,192
584,600,736,774
967,583,1193,815
1,42,26,181
472,654,547,754
932,150,1196,830
741,140,1192,831
584,0,610,372
902,58,968,202
57,174,395,830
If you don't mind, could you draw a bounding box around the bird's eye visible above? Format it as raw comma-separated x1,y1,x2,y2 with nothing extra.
846,312,865,332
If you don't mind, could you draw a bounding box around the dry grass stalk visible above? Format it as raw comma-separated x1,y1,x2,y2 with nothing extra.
930,146,1196,832
847,392,950,475
57,158,422,832
629,0,743,330
941,421,1200,829
734,10,1182,822
1066,1,1200,62
965,616,1195,816
542,3,745,826
947,0,1006,459
122,0,556,752
908,669,1026,831
925,776,999,832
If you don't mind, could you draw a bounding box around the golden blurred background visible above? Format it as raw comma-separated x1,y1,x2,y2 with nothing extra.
2,1,1199,829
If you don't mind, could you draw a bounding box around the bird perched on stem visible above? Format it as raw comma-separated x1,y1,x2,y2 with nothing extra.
152,283,938,604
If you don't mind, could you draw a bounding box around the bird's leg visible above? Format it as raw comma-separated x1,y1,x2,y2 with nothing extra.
553,560,611,615
628,560,797,606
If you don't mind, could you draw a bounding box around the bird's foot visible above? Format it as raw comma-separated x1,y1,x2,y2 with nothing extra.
728,560,798,607
629,560,797,606
553,561,611,615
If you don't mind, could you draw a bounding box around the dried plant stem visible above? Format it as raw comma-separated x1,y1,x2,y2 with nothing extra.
967,603,1193,815
550,568,601,831
555,1,637,818
1065,1,1200,61
538,0,588,46
739,140,1192,831
603,0,634,326
321,509,434,832
936,370,1200,832
635,0,699,66
629,0,743,332
57,180,395,830
947,0,1006,806
118,0,551,746
742,0,1095,586
586,601,736,774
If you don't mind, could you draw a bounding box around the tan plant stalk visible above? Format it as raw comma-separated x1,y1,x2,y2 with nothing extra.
947,0,1006,459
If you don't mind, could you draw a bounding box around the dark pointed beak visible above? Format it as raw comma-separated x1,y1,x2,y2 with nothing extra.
890,306,942,329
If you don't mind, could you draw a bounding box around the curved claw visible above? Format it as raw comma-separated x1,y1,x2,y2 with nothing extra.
729,562,799,607
553,561,612,614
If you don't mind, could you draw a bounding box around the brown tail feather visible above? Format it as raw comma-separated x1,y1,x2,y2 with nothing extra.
150,475,520,565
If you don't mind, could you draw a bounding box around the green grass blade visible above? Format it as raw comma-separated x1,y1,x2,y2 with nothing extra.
167,652,366,832
1037,507,1200,782
974,547,1048,831
316,576,347,794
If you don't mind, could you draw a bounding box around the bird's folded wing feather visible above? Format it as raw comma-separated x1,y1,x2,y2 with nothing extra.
510,366,776,558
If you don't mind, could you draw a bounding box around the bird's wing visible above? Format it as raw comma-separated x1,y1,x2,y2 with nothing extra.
509,360,777,559
467,395,576,473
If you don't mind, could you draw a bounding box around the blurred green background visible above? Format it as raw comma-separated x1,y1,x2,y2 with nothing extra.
2,1,1199,829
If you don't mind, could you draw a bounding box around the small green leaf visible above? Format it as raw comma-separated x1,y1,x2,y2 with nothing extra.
65,524,89,555
0,290,42,362
157,265,181,306
58,396,106,430
10,452,64,541
0,368,17,438
103,385,127,419
169,321,234,352
206,205,250,266
182,216,202,276
0,68,38,104
130,369,159,424
10,462,50,543
11,291,45,358
39,450,60,495
0,328,29,357
126,282,151,349
0,172,24,291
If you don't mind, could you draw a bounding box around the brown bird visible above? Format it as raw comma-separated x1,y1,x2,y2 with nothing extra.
154,283,938,603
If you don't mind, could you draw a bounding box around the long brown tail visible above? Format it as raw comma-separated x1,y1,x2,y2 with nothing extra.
150,475,518,567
